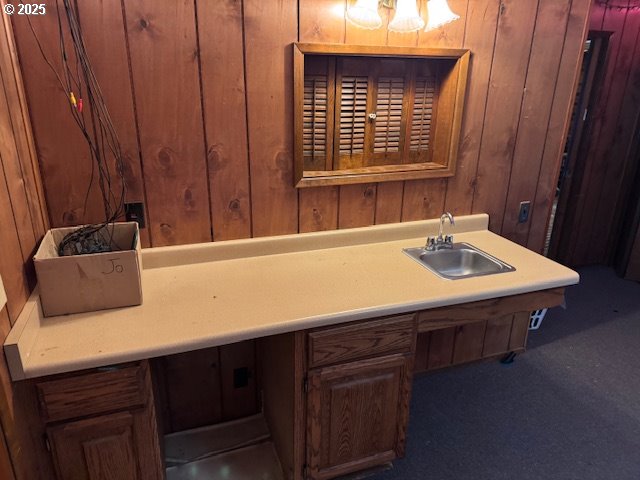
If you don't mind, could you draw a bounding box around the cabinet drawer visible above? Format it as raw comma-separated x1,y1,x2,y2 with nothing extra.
37,364,147,423
308,314,416,368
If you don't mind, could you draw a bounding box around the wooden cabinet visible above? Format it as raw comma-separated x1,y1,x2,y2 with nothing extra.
36,361,163,480
304,314,416,480
46,409,160,480
306,353,413,480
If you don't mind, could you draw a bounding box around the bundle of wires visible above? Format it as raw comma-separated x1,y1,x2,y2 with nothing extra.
23,0,127,256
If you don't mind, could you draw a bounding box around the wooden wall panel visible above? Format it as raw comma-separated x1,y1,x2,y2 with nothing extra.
244,0,299,237
0,13,46,241
10,0,591,250
576,7,640,264
500,0,572,245
197,0,252,241
11,0,105,227
402,0,468,222
527,0,592,253
471,0,540,232
75,0,150,247
123,0,211,246
298,0,343,233
589,12,640,262
553,3,640,266
444,0,500,216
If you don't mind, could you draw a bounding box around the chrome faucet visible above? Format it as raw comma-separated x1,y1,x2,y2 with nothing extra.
426,212,455,251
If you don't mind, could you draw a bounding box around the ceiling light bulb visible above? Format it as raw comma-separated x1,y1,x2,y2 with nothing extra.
388,0,424,33
425,0,460,31
346,0,383,30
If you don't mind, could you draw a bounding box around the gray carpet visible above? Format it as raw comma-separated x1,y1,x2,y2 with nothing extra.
375,266,640,480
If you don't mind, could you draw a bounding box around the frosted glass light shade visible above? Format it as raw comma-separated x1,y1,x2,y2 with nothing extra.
388,0,424,33
346,0,383,29
425,0,460,31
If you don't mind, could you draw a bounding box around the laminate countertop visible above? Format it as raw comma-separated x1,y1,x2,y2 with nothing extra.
4,214,579,380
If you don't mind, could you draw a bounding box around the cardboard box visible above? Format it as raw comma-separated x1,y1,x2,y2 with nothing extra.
34,222,142,317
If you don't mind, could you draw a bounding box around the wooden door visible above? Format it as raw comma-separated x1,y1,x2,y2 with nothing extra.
306,353,412,480
47,409,162,480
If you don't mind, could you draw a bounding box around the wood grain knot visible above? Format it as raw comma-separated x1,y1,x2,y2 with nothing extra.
160,223,174,237
364,185,375,199
62,210,78,225
157,147,174,170
183,189,196,210
228,199,241,212
207,147,223,171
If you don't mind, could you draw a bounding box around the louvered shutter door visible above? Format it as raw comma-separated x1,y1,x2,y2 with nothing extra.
336,74,368,169
409,73,437,162
303,74,328,170
374,77,405,156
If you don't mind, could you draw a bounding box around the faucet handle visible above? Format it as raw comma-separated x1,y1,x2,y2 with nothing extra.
425,237,436,251
444,234,454,245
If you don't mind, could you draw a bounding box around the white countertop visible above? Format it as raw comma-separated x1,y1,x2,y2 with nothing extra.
4,214,579,380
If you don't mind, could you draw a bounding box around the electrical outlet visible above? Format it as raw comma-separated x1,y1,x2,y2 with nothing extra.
125,202,146,229
518,201,531,223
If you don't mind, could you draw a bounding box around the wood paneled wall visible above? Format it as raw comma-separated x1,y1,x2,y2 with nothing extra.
0,2,49,479
11,0,591,252
562,4,640,266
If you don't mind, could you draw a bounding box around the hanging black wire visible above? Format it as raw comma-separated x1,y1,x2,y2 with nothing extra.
21,0,128,255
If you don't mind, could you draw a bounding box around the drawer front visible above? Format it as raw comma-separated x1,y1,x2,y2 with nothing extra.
37,364,147,423
308,314,416,368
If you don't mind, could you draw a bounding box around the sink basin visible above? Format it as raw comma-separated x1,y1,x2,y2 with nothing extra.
403,242,515,280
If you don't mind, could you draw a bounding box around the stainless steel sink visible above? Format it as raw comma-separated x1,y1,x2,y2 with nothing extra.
403,242,515,280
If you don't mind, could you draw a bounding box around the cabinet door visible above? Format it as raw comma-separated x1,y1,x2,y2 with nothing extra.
47,409,162,480
306,353,413,480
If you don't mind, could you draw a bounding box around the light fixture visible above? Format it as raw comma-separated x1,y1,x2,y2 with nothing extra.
425,0,460,31
388,0,424,33
346,0,383,30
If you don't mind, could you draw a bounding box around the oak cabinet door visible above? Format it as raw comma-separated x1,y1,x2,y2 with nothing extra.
306,353,413,480
47,409,162,480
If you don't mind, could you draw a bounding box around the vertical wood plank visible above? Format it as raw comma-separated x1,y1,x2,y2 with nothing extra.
0,78,37,264
482,315,513,356
589,11,640,262
444,0,500,216
375,182,404,224
527,0,592,253
451,321,486,364
338,183,376,228
75,0,151,247
0,157,29,321
374,2,422,225
298,0,344,233
403,0,468,222
472,0,540,232
11,1,105,226
0,10,47,238
123,0,211,246
605,29,640,261
414,331,430,373
244,0,298,237
197,0,252,241
163,348,222,432
219,340,258,421
509,312,530,350
566,7,627,264
427,327,455,369
500,0,571,245
338,3,391,229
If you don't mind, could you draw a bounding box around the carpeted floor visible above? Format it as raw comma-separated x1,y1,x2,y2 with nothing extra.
375,266,640,480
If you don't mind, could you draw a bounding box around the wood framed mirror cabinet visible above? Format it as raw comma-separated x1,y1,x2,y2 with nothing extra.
293,43,470,188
